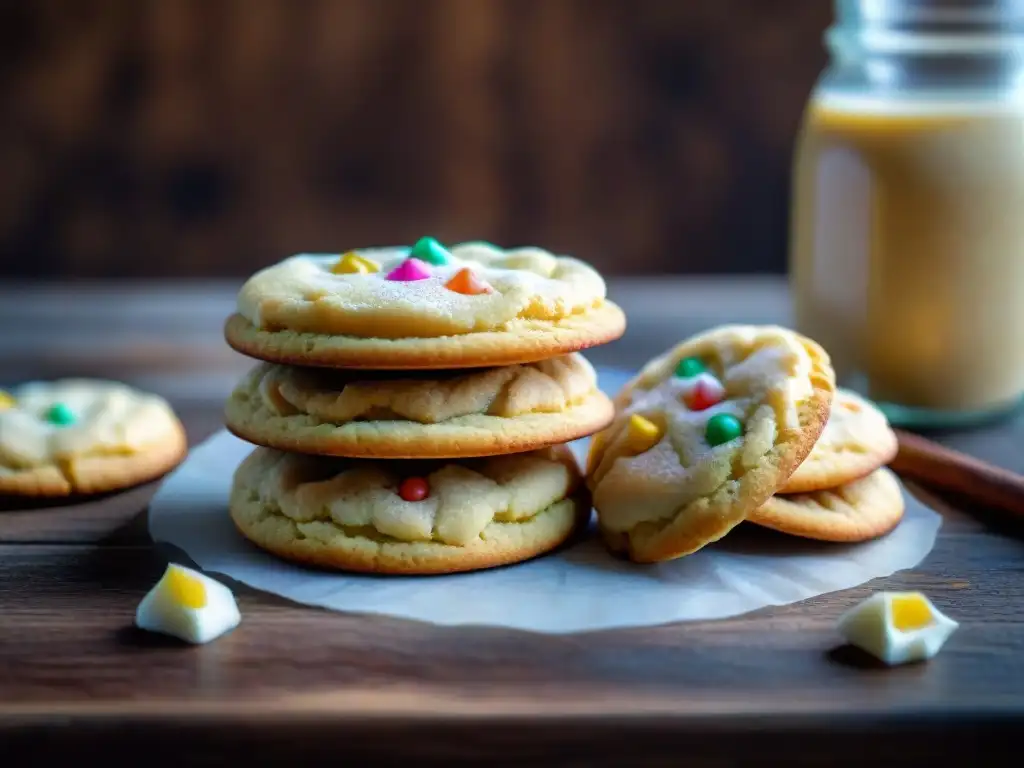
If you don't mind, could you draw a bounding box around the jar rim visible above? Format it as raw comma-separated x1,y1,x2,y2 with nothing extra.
836,0,1024,27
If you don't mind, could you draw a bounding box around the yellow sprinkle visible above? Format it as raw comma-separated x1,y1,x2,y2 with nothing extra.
624,414,662,455
890,593,934,632
0,391,14,411
331,251,380,275
165,565,207,610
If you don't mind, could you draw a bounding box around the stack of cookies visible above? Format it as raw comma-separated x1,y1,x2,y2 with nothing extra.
586,325,904,563
222,238,626,574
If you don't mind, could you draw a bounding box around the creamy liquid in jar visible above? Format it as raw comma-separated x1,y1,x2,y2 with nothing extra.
790,93,1024,417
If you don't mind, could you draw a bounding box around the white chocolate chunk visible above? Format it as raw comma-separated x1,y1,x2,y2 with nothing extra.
837,591,958,666
135,563,241,645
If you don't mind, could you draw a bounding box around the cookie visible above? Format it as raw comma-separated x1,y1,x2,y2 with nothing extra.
0,379,188,497
225,354,613,459
586,325,835,562
780,388,897,494
230,444,589,575
224,240,626,369
749,467,904,542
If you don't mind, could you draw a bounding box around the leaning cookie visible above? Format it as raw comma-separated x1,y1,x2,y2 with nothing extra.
230,445,590,575
749,467,904,543
586,325,835,563
0,380,188,497
225,239,626,370
225,354,613,459
779,388,898,494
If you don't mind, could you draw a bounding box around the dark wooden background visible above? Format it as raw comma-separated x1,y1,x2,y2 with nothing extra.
0,0,830,279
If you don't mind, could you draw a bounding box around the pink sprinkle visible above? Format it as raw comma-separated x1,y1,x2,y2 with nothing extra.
385,258,432,282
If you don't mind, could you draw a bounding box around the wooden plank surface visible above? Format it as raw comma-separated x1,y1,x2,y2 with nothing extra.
2,278,1024,765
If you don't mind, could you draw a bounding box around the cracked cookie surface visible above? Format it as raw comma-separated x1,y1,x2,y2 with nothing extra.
230,444,589,574
750,467,904,542
225,354,613,459
586,325,835,562
0,379,187,496
779,388,898,493
225,242,625,369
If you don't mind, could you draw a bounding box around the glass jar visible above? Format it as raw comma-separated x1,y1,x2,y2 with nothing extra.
789,0,1024,427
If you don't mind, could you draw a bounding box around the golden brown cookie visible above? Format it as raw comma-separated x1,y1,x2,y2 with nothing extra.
586,325,835,563
230,444,590,575
225,355,612,459
225,241,626,369
780,388,898,493
0,379,188,497
749,467,905,542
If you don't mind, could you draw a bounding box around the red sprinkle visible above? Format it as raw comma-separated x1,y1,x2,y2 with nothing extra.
683,378,723,411
398,476,430,502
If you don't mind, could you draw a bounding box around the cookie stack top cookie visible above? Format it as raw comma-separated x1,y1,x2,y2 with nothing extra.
225,238,626,370
223,238,626,459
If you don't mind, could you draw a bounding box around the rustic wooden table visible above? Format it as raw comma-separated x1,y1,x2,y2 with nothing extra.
2,278,1023,766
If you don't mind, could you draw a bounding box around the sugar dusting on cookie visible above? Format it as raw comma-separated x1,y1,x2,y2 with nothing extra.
236,243,608,336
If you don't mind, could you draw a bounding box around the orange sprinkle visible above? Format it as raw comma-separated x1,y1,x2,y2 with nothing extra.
445,267,493,296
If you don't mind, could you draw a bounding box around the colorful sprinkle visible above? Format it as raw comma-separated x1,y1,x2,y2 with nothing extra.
675,357,706,379
445,267,493,296
331,251,380,275
410,236,451,266
398,476,430,502
705,413,742,447
624,413,662,455
45,402,76,426
682,374,726,411
0,391,14,411
385,258,432,282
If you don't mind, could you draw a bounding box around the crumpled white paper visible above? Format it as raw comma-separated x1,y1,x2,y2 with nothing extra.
148,368,942,634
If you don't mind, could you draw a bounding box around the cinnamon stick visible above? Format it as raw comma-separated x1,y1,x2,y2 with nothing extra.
890,429,1024,516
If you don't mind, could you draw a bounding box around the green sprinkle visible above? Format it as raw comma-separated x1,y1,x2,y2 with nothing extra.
46,402,76,426
675,357,706,379
705,413,742,447
410,236,451,266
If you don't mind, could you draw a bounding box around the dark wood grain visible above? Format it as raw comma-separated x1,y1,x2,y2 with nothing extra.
3,280,1024,765
2,491,1023,765
0,0,831,279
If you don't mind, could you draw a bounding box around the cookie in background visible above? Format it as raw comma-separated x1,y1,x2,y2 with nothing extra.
749,388,904,543
778,389,898,494
0,379,187,497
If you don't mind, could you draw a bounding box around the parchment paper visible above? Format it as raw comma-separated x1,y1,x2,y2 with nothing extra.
148,368,942,634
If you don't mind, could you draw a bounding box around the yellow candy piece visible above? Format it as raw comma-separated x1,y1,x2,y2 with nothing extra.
165,565,208,610
624,414,662,455
890,593,934,632
0,391,14,411
331,251,380,275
